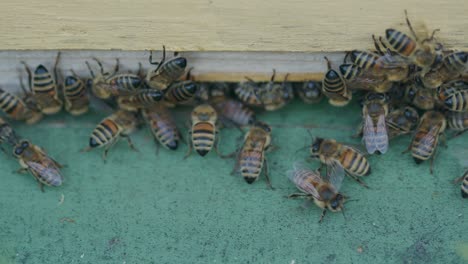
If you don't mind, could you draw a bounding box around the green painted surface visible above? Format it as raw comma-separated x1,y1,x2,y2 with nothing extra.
0,100,466,264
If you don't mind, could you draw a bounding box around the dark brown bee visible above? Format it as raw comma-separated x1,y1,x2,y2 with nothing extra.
13,140,64,191
235,78,263,107
296,81,323,104
322,57,352,106
384,10,442,74
0,88,43,124
211,97,256,127
361,93,389,154
63,72,89,116
436,81,468,112
310,138,371,188
0,117,18,151
405,82,436,110
233,121,273,188
117,89,164,112
146,46,187,90
82,110,139,161
446,111,468,137
141,104,181,151
422,52,468,89
287,162,345,222
163,81,198,107
256,70,294,111
186,104,219,157
21,53,63,114
409,111,446,173
386,106,420,139
86,58,144,99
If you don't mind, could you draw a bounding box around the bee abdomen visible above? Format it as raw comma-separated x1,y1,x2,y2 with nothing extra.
89,119,120,148
240,150,263,182
64,76,86,100
192,122,215,156
340,149,370,176
160,58,187,80
385,29,416,56
411,132,438,162
443,90,468,112
461,174,468,198
351,51,379,69
109,74,143,90
0,90,22,115
447,112,468,130
323,69,346,93
32,65,56,94
155,123,179,150
165,82,197,104
444,52,468,73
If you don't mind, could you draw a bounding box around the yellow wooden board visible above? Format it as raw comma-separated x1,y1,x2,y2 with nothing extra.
1,0,467,51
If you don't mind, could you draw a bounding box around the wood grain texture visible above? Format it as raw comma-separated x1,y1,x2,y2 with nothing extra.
0,0,467,51
0,50,344,92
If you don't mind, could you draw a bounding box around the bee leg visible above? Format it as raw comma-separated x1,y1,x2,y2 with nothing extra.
54,52,61,84
92,58,106,75
404,10,418,41
37,181,45,193
287,193,309,199
149,45,166,73
214,130,224,158
346,173,369,189
265,144,279,153
401,144,411,154
318,209,327,223
263,158,274,190
15,168,28,174
102,139,119,163
440,133,448,148
451,130,467,139
183,131,193,160
352,123,363,138
21,61,33,93
122,135,139,152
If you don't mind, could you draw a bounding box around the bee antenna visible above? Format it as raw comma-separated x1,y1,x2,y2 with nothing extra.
271,69,276,82
341,208,347,220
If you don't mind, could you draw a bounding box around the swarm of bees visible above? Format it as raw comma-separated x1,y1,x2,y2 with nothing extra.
0,13,466,221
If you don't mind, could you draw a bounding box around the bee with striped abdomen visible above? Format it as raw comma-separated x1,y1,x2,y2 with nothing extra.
234,78,263,108
117,89,164,112
310,138,371,188
386,106,420,139
13,140,64,192
185,104,219,157
322,57,353,106
82,110,139,161
86,58,144,100
436,81,468,112
233,121,273,188
422,52,468,89
339,63,393,93
296,81,323,104
21,53,63,114
141,104,181,151
287,162,346,222
446,111,468,137
405,82,436,110
407,111,446,173
146,46,187,91
256,70,294,111
0,88,43,124
361,93,389,154
0,117,18,152
384,10,442,74
163,81,198,107
63,71,90,116
211,94,256,127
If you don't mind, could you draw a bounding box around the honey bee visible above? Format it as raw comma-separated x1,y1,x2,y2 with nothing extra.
13,140,64,191
82,110,139,161
141,104,181,151
405,82,436,110
185,104,219,157
386,106,420,139
234,78,263,107
86,58,144,99
0,117,18,151
361,93,389,154
62,72,90,116
146,46,187,91
0,88,43,124
322,57,353,106
232,121,273,188
21,53,63,114
116,89,164,112
408,110,446,173
256,70,294,111
446,111,468,137
436,81,468,112
384,10,442,74
296,81,323,104
287,162,346,222
310,138,371,188
422,52,468,89
209,84,255,126
339,63,393,93
454,170,468,198
163,81,198,107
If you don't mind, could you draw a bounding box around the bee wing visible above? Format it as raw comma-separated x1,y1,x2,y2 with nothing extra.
363,114,378,154
326,161,345,192
26,160,62,182
376,52,409,69
287,162,321,200
375,114,389,154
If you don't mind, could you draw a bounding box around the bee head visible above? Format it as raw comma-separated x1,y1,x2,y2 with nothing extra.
414,49,435,68
14,140,30,156
64,76,78,86
254,121,271,133
328,193,345,212
404,107,419,123
310,138,323,155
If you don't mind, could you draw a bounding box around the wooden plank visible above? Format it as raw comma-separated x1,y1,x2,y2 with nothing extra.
0,50,344,92
0,0,467,51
